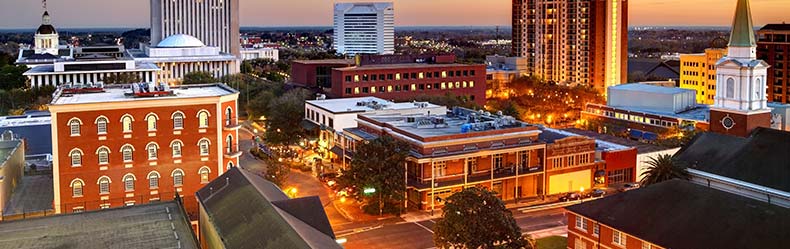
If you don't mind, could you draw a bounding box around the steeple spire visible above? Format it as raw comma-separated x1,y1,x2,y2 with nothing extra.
728,0,756,47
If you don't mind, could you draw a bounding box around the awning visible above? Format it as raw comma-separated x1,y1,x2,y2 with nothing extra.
300,119,319,131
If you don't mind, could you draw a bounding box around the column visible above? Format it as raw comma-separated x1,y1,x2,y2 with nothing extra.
430,160,435,212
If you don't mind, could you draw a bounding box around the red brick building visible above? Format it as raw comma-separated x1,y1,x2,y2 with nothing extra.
290,59,355,89
48,83,240,217
757,24,790,103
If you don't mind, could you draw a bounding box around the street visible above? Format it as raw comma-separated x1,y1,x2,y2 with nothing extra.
238,127,567,249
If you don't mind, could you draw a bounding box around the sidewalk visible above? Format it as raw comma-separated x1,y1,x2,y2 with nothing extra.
331,194,399,222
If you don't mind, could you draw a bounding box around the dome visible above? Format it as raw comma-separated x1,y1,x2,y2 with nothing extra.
157,34,206,48
36,24,57,35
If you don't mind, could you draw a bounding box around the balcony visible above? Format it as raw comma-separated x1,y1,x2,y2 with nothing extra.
223,119,242,131
408,164,544,190
224,146,242,158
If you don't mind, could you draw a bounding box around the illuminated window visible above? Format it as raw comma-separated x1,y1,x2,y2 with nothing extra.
354,87,360,94
469,81,475,88
387,85,393,92
199,167,211,183
418,72,424,79
146,113,158,131
354,75,360,82
441,82,446,89
441,71,447,78
71,179,84,197
395,73,401,80
198,110,210,128
121,115,133,133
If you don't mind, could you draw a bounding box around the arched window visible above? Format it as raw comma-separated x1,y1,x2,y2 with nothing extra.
68,118,82,136
98,176,111,194
146,113,158,131
71,179,85,197
171,140,183,157
172,169,184,186
121,114,134,133
198,110,210,128
123,174,136,191
70,149,83,167
95,116,108,134
225,135,233,153
227,161,235,169
172,111,185,129
147,171,160,189
96,146,110,164
756,78,762,99
198,138,210,156
199,166,211,183
726,78,735,98
225,107,233,126
147,142,159,160
121,144,134,162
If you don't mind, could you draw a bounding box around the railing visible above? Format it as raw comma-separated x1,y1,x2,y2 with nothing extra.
224,119,242,130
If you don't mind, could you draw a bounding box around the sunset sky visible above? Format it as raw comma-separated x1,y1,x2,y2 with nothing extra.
0,0,787,29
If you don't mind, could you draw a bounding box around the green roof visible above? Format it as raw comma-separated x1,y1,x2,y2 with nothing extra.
728,0,756,47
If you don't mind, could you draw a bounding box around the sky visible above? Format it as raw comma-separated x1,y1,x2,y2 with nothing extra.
0,0,787,29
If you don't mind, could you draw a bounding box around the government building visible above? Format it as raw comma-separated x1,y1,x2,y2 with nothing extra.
127,34,238,85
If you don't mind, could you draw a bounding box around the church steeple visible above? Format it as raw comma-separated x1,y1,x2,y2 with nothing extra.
727,0,757,59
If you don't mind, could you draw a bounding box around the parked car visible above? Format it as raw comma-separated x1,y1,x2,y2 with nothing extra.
619,183,640,192
318,173,337,183
590,189,606,198
559,192,582,202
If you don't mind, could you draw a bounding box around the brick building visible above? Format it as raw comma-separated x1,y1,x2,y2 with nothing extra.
290,59,355,89
757,24,790,103
48,83,240,217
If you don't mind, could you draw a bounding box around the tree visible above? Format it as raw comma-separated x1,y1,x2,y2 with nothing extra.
182,71,217,85
103,73,141,84
240,60,254,74
434,187,533,249
640,154,691,186
0,65,29,90
338,136,410,215
264,157,289,188
264,88,312,146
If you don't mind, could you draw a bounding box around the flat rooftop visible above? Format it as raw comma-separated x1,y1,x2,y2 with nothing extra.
0,114,51,128
360,107,534,140
292,59,354,65
564,128,672,153
589,103,710,122
540,127,631,152
610,83,692,95
50,83,238,106
334,63,480,71
306,96,442,114
0,201,198,249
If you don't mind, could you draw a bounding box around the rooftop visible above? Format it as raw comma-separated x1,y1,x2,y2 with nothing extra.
50,83,238,106
0,201,199,249
24,61,159,75
360,107,534,140
540,127,631,152
292,59,354,65
588,103,710,122
566,179,790,249
564,128,673,154
609,83,692,95
196,167,339,249
157,34,206,48
334,63,480,71
306,96,441,114
675,128,790,192
759,23,790,31
0,113,51,129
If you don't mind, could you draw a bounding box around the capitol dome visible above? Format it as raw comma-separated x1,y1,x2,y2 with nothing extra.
36,11,57,35
157,34,206,48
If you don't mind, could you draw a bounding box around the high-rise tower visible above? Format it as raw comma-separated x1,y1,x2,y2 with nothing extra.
149,0,240,57
710,0,772,137
333,2,395,55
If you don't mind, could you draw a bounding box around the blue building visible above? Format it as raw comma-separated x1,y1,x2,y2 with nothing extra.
0,112,52,156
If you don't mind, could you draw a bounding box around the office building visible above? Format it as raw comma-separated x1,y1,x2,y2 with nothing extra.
511,0,628,93
149,0,240,57
329,54,487,106
0,201,199,248
680,49,727,105
127,34,238,85
333,2,395,55
196,167,340,249
24,54,160,87
485,55,529,99
290,59,355,89
48,83,240,215
240,47,279,61
757,24,790,103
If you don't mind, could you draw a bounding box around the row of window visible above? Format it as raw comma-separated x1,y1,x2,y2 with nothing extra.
344,69,478,83
574,216,654,249
68,110,214,136
344,81,476,95
549,153,592,170
69,139,212,166
306,109,334,128
69,167,210,197
586,107,679,128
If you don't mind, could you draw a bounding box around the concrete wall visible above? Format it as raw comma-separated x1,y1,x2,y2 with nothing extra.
608,87,696,114
0,140,25,215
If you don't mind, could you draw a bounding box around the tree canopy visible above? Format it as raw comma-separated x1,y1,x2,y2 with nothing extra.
103,73,141,84
434,187,533,249
182,71,217,85
338,136,410,215
0,65,29,90
263,88,312,146
640,154,691,186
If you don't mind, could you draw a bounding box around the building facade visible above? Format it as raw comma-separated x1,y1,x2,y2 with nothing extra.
290,59,355,89
757,24,790,103
150,0,240,57
240,47,279,61
485,55,530,99
329,55,487,106
0,139,25,217
48,83,240,216
127,34,238,85
679,48,726,105
333,2,395,55
511,0,628,93
24,56,160,87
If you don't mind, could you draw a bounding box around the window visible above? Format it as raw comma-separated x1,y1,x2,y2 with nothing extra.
123,174,135,191
147,143,158,160
575,216,586,231
146,113,158,131
198,110,210,128
593,223,600,237
613,230,626,246
121,144,134,162
199,167,210,183
642,242,653,249
71,179,84,197
98,176,111,194
70,149,83,167
199,139,210,156
574,238,587,249
225,107,233,126
69,118,81,136
226,135,234,153
95,116,108,134
122,115,133,133
518,151,529,168
493,154,504,169
726,77,735,98
172,112,184,129
171,140,183,157
172,169,184,186
148,171,160,189
433,161,447,177
97,147,110,164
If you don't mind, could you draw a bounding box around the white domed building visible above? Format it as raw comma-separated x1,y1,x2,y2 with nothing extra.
16,9,74,68
127,34,238,85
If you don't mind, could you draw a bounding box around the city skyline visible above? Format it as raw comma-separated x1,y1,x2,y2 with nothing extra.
0,0,788,29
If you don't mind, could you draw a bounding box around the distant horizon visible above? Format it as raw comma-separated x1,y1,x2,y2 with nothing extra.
0,25,746,32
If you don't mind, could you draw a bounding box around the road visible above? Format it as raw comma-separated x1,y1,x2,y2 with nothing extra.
239,127,567,248
339,208,567,249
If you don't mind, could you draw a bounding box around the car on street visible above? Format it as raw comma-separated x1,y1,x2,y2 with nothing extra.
618,183,640,192
559,192,582,202
589,189,606,198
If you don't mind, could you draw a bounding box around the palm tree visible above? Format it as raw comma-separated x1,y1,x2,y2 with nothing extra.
640,154,691,186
